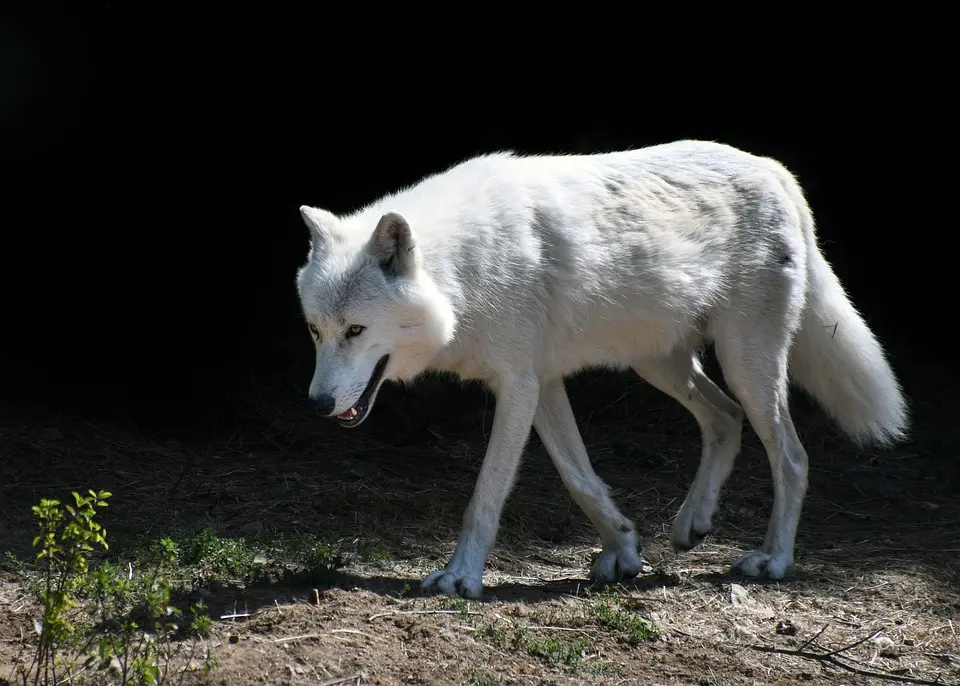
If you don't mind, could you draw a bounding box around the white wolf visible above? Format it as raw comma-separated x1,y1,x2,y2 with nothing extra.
295,140,908,599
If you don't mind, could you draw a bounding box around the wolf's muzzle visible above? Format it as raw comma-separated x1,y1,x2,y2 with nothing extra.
309,393,336,416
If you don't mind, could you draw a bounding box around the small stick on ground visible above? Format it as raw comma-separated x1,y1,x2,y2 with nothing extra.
368,609,481,621
274,633,325,644
798,623,831,652
318,673,363,686
746,636,950,686
822,627,884,657
519,625,597,634
273,630,373,644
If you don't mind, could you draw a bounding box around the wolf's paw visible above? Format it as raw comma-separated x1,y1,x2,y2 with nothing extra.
420,566,484,600
670,503,713,551
731,550,793,580
589,546,646,585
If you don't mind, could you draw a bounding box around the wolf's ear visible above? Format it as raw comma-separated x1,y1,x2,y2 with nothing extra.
299,205,337,253
368,212,417,278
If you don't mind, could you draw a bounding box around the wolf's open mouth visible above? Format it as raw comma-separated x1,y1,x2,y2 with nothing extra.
334,354,390,428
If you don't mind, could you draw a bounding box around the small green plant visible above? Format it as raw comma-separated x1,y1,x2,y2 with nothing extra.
483,624,510,649
586,662,625,677
22,491,111,685
177,528,260,582
357,540,392,565
294,538,343,584
132,527,344,588
588,599,659,645
440,597,472,618
10,490,218,686
515,628,588,671
481,624,588,673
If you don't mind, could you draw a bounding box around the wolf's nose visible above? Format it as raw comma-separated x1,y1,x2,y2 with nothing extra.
310,393,336,415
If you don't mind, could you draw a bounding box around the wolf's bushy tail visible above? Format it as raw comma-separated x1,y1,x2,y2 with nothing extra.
788,218,909,447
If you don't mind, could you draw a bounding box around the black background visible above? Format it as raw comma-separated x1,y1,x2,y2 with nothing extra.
0,2,951,429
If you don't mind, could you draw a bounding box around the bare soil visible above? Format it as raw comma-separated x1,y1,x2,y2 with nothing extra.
2,350,958,685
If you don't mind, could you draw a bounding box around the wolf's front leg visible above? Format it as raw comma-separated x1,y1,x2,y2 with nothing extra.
420,373,540,599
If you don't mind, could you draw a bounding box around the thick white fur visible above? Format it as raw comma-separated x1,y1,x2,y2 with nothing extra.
296,140,909,599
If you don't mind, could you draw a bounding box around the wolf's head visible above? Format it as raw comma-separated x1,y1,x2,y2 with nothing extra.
295,206,455,428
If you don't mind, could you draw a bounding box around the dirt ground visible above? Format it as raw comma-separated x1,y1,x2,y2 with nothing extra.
2,346,958,685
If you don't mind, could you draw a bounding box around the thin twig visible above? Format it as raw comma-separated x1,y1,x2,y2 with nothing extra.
318,673,363,686
273,633,324,644
219,612,251,620
273,629,373,644
822,627,884,657
798,623,830,652
746,643,949,685
367,609,480,621
519,625,596,634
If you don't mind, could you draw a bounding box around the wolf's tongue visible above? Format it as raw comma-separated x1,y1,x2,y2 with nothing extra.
338,407,358,420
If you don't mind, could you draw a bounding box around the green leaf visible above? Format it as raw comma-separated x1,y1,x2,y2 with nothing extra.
142,663,160,684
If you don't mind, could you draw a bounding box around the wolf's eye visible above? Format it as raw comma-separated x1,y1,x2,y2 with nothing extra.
345,324,365,339
308,324,320,340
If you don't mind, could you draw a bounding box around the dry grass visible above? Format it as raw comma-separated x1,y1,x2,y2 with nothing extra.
1,352,958,685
